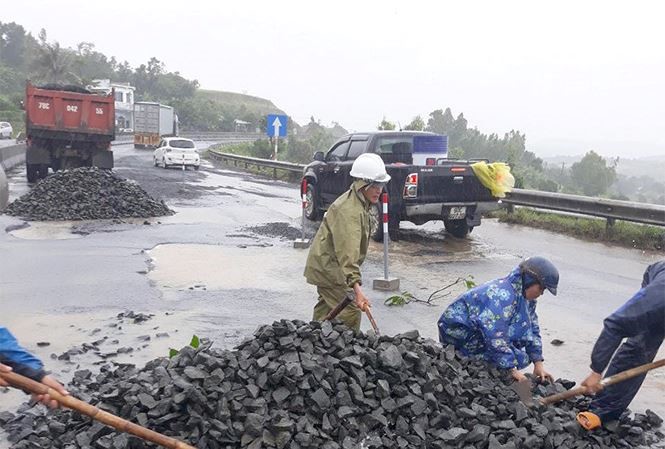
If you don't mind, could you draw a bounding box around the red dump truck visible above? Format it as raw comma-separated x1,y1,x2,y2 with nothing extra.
24,82,115,182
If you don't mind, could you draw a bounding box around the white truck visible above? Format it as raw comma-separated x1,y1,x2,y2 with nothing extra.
133,102,178,149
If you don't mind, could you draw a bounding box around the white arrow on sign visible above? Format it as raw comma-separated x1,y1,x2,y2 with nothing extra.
272,116,282,137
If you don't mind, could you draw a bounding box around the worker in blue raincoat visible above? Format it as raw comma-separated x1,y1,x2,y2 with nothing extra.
438,256,559,383
577,260,665,430
0,326,69,408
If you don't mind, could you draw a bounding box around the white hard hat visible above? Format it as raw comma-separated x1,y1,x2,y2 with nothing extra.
350,153,391,183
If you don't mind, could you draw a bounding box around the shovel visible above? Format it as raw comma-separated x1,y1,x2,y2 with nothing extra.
0,370,196,449
513,358,665,407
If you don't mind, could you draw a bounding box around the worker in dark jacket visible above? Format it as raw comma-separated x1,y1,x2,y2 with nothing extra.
0,326,69,408
578,260,665,429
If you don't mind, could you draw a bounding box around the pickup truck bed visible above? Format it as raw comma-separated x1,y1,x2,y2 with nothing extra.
302,131,498,239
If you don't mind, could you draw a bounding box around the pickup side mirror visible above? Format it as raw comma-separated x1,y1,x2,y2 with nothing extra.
313,151,325,162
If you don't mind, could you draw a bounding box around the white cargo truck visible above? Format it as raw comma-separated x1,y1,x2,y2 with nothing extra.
133,102,178,149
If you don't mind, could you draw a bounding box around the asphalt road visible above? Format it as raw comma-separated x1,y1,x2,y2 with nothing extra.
0,143,663,429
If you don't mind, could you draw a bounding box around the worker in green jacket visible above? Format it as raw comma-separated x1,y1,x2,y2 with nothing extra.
304,153,391,331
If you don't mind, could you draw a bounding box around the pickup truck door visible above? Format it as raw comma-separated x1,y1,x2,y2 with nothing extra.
318,140,350,206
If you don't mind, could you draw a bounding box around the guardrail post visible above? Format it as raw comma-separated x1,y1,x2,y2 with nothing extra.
507,203,515,214
605,217,616,238
373,192,400,291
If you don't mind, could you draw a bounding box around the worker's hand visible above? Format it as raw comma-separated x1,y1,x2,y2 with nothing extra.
353,285,371,312
533,361,554,383
511,368,527,383
0,363,11,387
33,375,69,409
581,371,603,395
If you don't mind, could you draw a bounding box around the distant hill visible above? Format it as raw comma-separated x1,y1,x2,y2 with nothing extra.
196,89,288,118
543,154,665,180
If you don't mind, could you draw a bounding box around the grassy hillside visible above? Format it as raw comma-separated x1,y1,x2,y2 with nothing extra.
196,89,287,117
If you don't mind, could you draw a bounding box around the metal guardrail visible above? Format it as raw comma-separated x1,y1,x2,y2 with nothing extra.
504,188,665,227
207,150,304,177
207,151,665,228
112,132,262,146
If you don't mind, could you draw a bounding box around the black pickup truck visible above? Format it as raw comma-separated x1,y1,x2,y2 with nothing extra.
302,131,498,240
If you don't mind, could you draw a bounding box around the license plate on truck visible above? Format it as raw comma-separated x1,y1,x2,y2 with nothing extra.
446,206,466,219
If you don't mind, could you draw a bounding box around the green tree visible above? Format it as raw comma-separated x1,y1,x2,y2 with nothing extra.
570,150,617,196
31,30,76,84
377,116,396,130
404,115,425,131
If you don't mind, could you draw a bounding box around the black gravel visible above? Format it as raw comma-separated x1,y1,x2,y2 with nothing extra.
1,320,662,449
4,167,174,221
245,222,306,240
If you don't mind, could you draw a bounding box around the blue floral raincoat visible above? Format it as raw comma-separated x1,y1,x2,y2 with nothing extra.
437,267,544,369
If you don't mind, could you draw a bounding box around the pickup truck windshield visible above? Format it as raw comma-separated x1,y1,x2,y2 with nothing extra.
376,135,446,164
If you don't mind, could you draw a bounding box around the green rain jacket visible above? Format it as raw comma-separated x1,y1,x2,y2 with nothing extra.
304,179,372,289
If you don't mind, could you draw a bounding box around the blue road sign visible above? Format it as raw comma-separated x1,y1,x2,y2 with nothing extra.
267,114,288,137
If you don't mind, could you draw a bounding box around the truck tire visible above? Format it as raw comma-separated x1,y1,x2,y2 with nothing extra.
304,184,321,221
444,219,471,238
26,164,39,183
370,203,400,242
38,164,49,180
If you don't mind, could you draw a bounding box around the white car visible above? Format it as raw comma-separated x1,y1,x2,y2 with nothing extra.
153,137,200,170
0,122,12,139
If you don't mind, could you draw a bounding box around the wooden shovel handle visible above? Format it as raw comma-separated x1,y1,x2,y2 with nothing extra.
0,371,196,449
323,293,354,321
364,308,380,335
541,358,665,406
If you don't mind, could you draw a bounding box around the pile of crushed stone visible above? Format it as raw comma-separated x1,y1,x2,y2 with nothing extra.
4,167,173,221
0,320,662,449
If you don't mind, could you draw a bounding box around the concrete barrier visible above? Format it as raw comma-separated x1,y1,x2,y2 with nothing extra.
0,164,7,210
0,143,26,211
0,143,26,171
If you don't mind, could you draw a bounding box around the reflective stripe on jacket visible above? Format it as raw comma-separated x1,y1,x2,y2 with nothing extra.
304,179,371,289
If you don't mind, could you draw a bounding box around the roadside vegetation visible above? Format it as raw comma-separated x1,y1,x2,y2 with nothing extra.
489,208,665,251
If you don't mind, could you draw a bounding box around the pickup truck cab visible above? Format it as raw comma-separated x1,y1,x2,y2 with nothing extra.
302,131,498,239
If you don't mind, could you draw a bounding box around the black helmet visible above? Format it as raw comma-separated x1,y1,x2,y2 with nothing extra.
519,256,559,295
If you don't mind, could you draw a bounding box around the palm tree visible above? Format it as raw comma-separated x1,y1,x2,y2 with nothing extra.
32,29,76,84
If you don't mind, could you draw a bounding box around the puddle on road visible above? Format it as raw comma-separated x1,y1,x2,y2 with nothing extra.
147,243,304,292
7,221,83,240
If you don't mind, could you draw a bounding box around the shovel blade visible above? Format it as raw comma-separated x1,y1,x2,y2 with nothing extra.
511,379,536,407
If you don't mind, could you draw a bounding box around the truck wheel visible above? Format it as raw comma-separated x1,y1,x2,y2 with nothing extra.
26,164,39,183
444,219,470,238
304,184,321,220
38,164,49,179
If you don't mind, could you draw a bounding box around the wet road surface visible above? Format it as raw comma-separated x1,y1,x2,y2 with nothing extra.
1,143,663,434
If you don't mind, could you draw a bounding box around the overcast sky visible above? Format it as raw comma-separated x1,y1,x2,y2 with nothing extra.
7,0,665,157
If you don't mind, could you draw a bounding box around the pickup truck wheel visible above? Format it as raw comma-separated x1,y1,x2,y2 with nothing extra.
369,203,383,242
444,219,470,238
370,203,400,242
304,184,321,220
